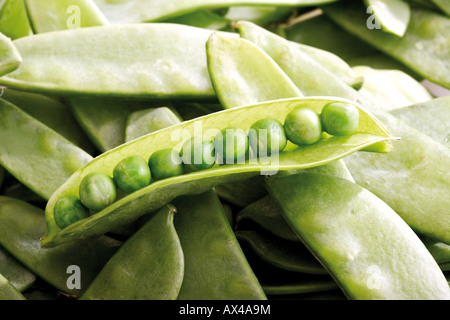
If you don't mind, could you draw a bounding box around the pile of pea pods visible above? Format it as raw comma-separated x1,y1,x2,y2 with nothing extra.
0,0,449,301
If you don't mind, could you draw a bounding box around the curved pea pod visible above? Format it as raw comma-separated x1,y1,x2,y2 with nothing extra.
0,273,25,300
421,237,450,267
364,0,411,37
0,98,93,201
430,0,450,16
0,247,36,292
224,6,292,25
41,96,394,248
164,10,230,30
173,190,266,300
265,173,450,300
125,107,182,142
351,66,433,112
2,88,96,155
80,205,183,300
0,24,236,98
0,0,33,40
0,197,122,297
206,32,303,109
24,0,109,33
234,20,361,98
390,95,450,147
92,0,339,24
235,230,326,274
262,279,338,297
0,31,21,77
324,2,450,89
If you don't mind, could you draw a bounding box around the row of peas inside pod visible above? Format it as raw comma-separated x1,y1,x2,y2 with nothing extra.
54,101,360,229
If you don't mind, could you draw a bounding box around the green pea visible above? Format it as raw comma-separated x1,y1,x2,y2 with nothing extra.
79,172,117,212
320,102,360,136
284,107,322,145
113,155,151,194
248,118,287,157
180,137,216,172
214,126,249,164
148,148,184,181
54,195,90,229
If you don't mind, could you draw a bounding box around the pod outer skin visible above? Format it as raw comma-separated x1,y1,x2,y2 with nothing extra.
265,173,450,300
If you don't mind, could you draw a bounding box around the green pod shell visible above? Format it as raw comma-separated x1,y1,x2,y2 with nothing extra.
41,97,392,247
265,173,450,300
80,205,183,300
0,32,22,77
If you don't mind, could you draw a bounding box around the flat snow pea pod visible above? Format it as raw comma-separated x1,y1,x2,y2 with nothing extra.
236,160,354,242
235,230,327,274
125,107,182,142
345,112,450,244
364,0,411,37
0,0,33,40
0,31,21,77
92,0,339,24
0,24,236,98
236,21,363,96
0,246,36,292
421,237,450,266
24,0,109,33
0,273,25,300
390,95,450,147
173,190,266,300
265,173,450,300
262,280,338,296
224,6,292,25
206,33,303,109
351,66,433,112
430,0,450,16
324,2,450,89
41,96,393,247
69,98,163,153
0,197,122,297
80,205,183,300
0,98,93,200
164,10,230,30
2,88,96,154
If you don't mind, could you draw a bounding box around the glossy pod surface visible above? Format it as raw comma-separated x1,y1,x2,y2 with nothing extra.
265,173,450,300
41,97,392,247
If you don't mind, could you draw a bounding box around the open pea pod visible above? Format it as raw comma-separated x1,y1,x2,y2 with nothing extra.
0,98,93,201
0,197,122,297
265,173,450,300
324,2,450,89
41,96,393,247
92,0,338,24
173,190,266,299
0,31,21,77
80,205,183,300
0,24,235,99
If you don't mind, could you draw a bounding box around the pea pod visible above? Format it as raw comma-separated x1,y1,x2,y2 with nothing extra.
0,247,35,292
2,88,96,154
41,96,393,247
351,66,433,112
0,196,122,297
24,0,109,33
80,205,183,300
0,0,33,40
265,173,450,299
0,24,236,98
390,95,450,147
324,2,450,89
173,190,266,300
164,10,230,30
92,0,339,24
0,273,25,300
0,31,21,77
262,280,338,296
430,0,450,16
0,98,93,200
235,229,326,274
364,0,411,37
